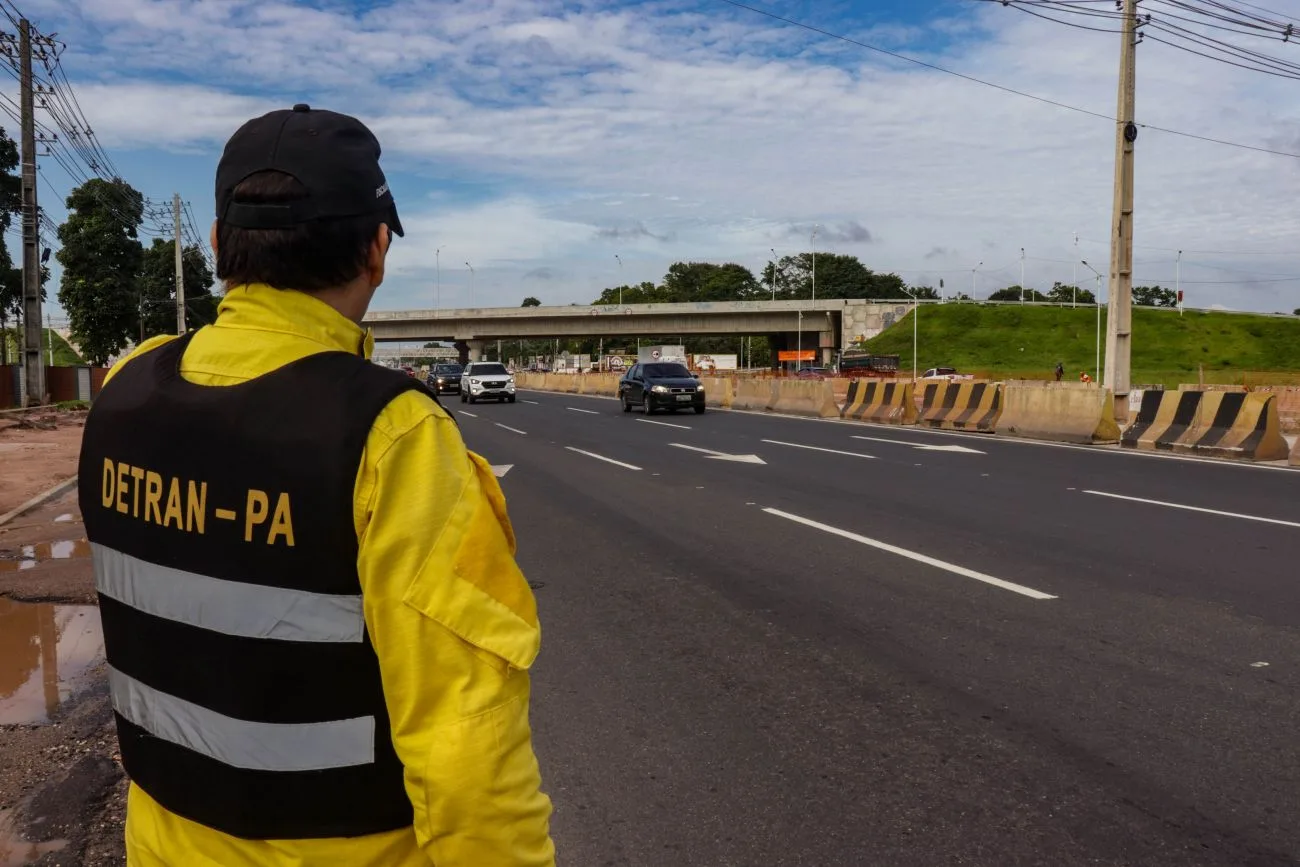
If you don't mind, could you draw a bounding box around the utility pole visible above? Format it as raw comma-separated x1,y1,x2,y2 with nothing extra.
19,19,44,405
174,194,186,334
465,262,475,306
1105,0,1139,421
1176,249,1183,317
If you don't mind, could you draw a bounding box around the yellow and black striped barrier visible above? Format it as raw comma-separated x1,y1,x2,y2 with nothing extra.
918,381,1002,432
1122,390,1289,461
840,380,918,425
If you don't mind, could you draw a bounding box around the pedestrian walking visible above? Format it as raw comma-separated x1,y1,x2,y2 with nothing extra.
1054,362,1064,382
78,105,555,867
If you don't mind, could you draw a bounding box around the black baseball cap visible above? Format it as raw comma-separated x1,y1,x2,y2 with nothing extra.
216,104,403,236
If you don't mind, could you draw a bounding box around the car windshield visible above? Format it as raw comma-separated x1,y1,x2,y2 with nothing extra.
434,364,462,375
643,363,691,378
470,364,509,376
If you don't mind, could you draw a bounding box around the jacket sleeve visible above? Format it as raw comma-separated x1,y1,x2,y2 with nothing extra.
355,393,556,867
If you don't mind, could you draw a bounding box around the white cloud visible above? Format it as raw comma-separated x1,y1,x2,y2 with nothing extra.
12,0,1300,311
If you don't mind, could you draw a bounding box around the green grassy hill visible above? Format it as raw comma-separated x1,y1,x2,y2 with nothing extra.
2,328,87,366
861,304,1300,387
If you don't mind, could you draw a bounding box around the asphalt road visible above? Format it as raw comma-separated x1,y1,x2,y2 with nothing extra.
455,390,1300,867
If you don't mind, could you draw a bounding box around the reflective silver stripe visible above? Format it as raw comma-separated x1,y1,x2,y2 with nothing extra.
92,544,364,643
109,667,375,772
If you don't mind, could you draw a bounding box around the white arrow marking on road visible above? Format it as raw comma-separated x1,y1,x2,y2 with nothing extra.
669,443,766,464
491,464,513,478
851,435,985,454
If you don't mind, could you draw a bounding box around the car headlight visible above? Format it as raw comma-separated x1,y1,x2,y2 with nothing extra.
696,385,704,393
651,384,670,394
469,378,480,385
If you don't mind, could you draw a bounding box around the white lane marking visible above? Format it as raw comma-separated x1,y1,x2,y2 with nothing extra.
669,443,765,464
54,513,74,523
761,439,876,460
522,399,540,405
459,411,478,418
637,418,692,430
1251,661,1270,668
565,447,642,471
1082,490,1300,529
763,508,1057,600
567,407,600,415
496,424,528,435
851,435,984,454
491,464,513,478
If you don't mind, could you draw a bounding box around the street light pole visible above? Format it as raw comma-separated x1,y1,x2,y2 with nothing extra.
1073,233,1079,308
796,310,803,373
465,262,475,306
615,254,623,306
1083,260,1104,384
972,261,982,299
1176,249,1182,317
770,248,777,301
435,247,443,309
810,224,819,305
903,287,918,382
1020,247,1026,303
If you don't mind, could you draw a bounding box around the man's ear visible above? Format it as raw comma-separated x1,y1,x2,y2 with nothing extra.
210,221,219,255
368,223,390,288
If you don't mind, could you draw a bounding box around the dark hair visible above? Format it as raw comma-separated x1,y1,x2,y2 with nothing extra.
216,170,383,292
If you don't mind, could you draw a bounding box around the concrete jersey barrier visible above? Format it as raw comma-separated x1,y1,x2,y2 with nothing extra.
918,381,1002,432
770,379,839,419
698,377,733,408
731,379,777,412
1122,390,1289,460
841,380,917,425
998,383,1121,444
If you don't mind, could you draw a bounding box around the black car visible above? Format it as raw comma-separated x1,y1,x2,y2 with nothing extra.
426,362,463,395
619,362,706,415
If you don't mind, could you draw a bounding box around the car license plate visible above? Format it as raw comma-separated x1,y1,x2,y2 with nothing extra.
676,394,692,402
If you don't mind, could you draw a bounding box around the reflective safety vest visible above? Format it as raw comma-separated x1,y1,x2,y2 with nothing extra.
79,332,428,840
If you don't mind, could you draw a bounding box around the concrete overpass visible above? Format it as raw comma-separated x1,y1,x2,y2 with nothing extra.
362,298,918,363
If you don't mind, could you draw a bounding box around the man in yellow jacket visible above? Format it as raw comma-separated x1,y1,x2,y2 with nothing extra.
78,104,555,866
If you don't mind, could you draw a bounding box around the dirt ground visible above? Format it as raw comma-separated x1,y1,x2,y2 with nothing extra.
1,413,126,867
0,410,86,517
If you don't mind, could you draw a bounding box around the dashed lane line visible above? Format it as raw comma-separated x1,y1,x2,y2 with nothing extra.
764,508,1057,600
565,447,642,471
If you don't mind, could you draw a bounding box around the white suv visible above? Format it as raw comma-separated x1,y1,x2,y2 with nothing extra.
460,362,517,404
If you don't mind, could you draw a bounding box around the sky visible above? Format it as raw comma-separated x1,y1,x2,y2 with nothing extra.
3,0,1300,316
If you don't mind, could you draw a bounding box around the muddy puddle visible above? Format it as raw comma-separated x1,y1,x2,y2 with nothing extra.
0,540,91,574
0,599,103,725
0,808,67,866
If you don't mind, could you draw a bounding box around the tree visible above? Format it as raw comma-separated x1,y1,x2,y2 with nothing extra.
660,262,760,302
521,296,541,307
56,178,145,365
1133,285,1177,308
909,285,940,300
138,239,217,338
773,253,908,301
988,285,1048,302
1046,282,1096,305
592,280,663,305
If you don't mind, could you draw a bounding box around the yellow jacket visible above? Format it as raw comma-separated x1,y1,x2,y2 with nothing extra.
107,284,555,867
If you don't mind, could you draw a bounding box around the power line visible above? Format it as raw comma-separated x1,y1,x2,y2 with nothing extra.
720,0,1300,158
